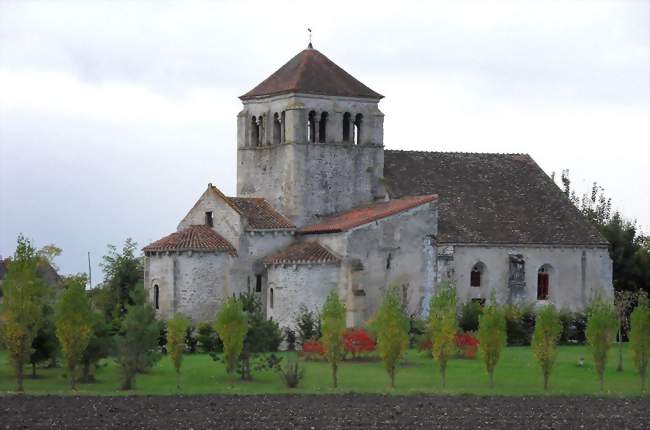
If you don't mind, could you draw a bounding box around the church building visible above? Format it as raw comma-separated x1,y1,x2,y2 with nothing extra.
143,44,613,328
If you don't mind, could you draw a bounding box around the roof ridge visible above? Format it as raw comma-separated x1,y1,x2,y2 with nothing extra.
385,149,530,157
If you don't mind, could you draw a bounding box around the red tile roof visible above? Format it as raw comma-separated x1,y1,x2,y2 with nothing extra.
240,48,383,100
229,197,295,230
143,225,237,255
263,241,340,266
299,195,438,234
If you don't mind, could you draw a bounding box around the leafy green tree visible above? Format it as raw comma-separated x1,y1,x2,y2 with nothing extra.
614,290,636,371
215,296,247,376
55,279,93,390
97,239,143,320
531,304,562,390
197,321,221,353
629,292,650,392
167,314,189,389
320,290,346,388
428,282,458,388
80,312,113,382
586,296,618,391
29,303,58,377
36,244,62,271
374,288,410,388
296,306,321,345
477,295,507,389
0,235,47,392
115,286,161,390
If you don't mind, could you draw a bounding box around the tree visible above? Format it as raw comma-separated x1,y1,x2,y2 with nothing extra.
167,314,189,389
428,282,458,388
114,286,161,390
215,296,247,376
629,292,650,391
55,279,93,390
614,290,636,371
295,306,321,346
29,303,58,377
374,287,410,388
477,295,507,389
80,312,112,383
320,290,346,388
585,296,618,391
531,304,562,391
37,244,62,271
97,239,143,320
0,235,47,392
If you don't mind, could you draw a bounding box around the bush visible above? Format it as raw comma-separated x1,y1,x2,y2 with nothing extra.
184,325,198,354
300,339,325,360
272,353,304,388
342,328,376,359
408,316,427,349
505,304,536,346
284,327,296,351
459,301,483,332
197,322,222,353
295,306,321,346
559,311,587,344
455,332,479,359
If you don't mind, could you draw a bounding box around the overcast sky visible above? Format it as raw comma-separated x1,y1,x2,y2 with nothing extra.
1,0,648,284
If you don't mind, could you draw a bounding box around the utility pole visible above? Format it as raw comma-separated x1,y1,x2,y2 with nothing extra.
87,251,92,289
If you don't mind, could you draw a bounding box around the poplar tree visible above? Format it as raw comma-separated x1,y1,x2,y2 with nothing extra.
0,235,47,392
477,295,507,389
167,315,189,389
55,279,93,390
428,282,458,388
629,292,650,392
215,297,248,376
375,288,409,388
585,296,618,391
320,290,346,388
531,304,562,391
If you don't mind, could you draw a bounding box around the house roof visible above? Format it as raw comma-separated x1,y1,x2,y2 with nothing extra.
143,225,237,255
0,258,61,286
383,150,607,246
229,197,295,230
299,195,438,234
263,241,341,266
240,47,383,100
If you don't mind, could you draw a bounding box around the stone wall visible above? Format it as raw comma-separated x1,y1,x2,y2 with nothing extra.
177,187,241,246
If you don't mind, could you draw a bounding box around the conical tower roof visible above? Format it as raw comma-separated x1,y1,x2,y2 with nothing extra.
240,47,383,100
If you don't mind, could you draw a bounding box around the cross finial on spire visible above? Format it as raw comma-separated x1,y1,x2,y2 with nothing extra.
307,27,313,49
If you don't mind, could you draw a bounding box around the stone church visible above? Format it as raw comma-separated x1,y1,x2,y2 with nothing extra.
143,44,613,328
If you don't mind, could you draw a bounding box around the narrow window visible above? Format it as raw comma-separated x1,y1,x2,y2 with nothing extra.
255,275,262,293
273,113,281,145
251,116,259,146
386,253,392,270
470,263,483,287
205,211,213,227
401,284,408,306
537,266,550,300
342,112,351,142
154,284,160,310
508,254,526,288
307,111,316,143
280,111,286,143
318,112,328,143
257,115,265,145
353,114,363,144
269,288,274,309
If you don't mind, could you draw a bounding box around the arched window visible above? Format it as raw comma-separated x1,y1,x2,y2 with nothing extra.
153,284,160,310
353,114,363,144
307,110,316,143
280,111,286,143
250,116,259,146
471,262,484,287
342,112,351,142
537,265,551,300
269,288,274,309
318,112,328,143
257,115,265,146
272,113,281,145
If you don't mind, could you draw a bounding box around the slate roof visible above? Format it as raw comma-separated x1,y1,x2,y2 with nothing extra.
240,47,383,100
229,197,295,230
299,195,438,234
143,225,237,255
383,150,607,246
263,241,341,265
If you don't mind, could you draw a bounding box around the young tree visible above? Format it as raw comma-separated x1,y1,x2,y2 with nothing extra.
29,303,58,377
55,280,93,390
115,286,161,390
0,235,47,392
320,290,346,388
97,239,143,320
477,296,507,389
531,304,562,391
80,312,113,383
167,314,189,389
614,290,636,371
375,288,410,388
585,296,618,391
629,292,650,391
428,282,458,388
215,296,247,376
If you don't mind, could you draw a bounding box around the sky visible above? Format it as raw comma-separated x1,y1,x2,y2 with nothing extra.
0,0,648,284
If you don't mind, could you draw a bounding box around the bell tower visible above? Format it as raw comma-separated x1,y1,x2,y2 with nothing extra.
236,45,386,227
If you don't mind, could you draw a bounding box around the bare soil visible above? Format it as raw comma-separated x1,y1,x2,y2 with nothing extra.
0,394,648,429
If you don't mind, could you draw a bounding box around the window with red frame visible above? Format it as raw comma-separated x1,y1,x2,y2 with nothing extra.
537,266,550,300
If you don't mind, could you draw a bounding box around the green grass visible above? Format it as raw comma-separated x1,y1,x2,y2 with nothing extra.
0,345,646,396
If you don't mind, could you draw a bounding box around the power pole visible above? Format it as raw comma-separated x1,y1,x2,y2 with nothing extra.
87,251,92,289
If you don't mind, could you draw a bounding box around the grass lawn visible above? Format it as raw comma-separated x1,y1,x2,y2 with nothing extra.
0,344,646,396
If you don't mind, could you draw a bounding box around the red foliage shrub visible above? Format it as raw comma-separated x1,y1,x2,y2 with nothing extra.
342,329,376,359
300,339,325,360
455,332,480,359
418,339,432,353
